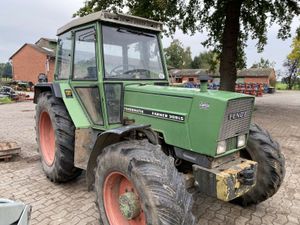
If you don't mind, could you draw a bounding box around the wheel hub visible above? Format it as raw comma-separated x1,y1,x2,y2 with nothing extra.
103,172,146,224
119,192,141,220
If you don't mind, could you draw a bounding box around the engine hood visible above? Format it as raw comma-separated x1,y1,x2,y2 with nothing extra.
124,84,255,157
124,84,248,101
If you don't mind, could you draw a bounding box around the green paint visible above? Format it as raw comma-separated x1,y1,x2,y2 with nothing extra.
58,82,90,128
53,19,255,159
124,85,254,156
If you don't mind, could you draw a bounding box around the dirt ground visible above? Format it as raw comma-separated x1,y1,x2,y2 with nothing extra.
0,90,299,225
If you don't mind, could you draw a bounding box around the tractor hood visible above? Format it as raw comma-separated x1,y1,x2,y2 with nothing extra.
124,84,247,100
123,84,255,157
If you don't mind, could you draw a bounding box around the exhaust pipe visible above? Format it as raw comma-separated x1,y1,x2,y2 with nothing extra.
199,75,212,92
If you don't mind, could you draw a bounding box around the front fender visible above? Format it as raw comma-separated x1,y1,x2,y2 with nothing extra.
86,124,157,190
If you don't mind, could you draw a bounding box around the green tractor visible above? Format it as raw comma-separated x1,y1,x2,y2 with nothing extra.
34,11,285,225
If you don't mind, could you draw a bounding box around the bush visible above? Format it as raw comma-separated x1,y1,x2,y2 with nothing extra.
0,97,12,104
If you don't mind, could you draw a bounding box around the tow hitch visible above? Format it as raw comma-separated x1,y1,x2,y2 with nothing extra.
193,158,257,201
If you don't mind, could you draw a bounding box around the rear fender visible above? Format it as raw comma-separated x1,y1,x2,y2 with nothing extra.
86,124,158,190
33,83,62,103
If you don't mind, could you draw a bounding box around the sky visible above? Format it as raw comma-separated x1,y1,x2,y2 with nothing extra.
0,0,299,72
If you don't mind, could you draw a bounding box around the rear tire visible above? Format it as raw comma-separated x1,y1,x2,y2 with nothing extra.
233,124,285,206
36,92,82,182
95,140,195,225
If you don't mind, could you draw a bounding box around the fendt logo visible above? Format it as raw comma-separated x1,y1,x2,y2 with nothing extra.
228,111,247,121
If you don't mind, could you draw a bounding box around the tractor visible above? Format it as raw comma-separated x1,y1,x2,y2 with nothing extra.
34,11,285,225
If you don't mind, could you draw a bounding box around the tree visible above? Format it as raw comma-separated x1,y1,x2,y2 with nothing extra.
191,51,220,73
282,30,300,89
163,39,192,68
2,62,12,79
182,47,193,69
282,59,299,89
288,29,300,61
74,0,300,91
251,58,275,68
0,63,5,79
183,0,300,91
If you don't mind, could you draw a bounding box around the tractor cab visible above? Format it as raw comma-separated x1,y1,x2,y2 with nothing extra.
53,12,168,130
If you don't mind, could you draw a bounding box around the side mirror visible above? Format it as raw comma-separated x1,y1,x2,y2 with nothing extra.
38,73,48,83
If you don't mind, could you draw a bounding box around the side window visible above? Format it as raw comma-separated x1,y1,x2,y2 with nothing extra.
104,84,122,124
56,32,72,79
75,87,103,125
73,28,97,80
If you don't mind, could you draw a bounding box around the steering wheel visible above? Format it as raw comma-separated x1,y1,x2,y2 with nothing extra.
109,64,136,77
124,69,151,79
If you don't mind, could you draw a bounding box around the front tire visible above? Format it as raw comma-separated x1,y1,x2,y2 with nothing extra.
36,92,82,182
95,140,195,225
234,124,285,206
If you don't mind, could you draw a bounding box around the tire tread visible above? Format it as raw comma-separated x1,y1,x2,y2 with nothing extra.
234,124,285,206
95,140,195,225
36,92,82,182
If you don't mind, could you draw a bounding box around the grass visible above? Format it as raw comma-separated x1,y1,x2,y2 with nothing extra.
276,82,288,90
0,97,12,104
0,77,12,82
276,82,300,90
0,78,12,87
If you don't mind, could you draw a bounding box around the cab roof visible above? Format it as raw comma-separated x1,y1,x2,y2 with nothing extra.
57,11,163,35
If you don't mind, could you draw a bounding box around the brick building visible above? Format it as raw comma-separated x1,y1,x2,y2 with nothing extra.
169,68,276,86
169,69,215,83
237,68,276,86
10,38,57,84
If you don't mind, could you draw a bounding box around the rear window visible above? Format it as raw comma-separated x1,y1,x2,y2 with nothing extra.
56,32,72,79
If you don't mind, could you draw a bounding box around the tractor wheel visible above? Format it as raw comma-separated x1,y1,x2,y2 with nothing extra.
233,124,285,206
95,140,195,225
35,92,82,182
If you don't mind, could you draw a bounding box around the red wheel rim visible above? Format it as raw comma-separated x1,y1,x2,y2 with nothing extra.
103,172,146,225
39,111,55,166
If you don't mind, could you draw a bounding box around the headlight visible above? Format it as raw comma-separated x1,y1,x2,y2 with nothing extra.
217,140,226,154
237,135,246,148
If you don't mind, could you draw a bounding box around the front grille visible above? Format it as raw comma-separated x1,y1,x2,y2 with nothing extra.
219,98,254,140
226,137,237,150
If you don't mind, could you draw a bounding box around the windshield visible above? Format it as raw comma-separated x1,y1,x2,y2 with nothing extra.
102,25,165,80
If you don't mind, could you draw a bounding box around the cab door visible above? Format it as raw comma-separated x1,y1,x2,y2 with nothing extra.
69,25,106,129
